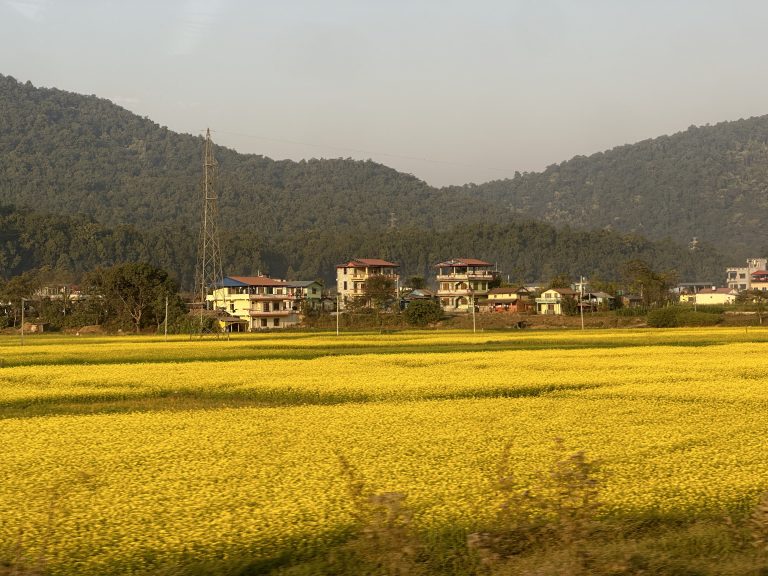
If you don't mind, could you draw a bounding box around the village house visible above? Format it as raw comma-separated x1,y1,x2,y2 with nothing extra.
750,270,768,292
336,258,400,310
286,280,324,311
621,294,644,308
399,288,437,310
535,287,579,315
35,284,88,302
207,275,319,330
726,258,767,291
486,286,533,313
679,287,735,305
435,258,495,312
579,291,615,312
680,287,739,305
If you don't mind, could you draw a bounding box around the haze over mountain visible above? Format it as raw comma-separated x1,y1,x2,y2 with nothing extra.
0,74,749,286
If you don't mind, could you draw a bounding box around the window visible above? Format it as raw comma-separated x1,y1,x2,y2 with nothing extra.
343,281,348,290
260,318,267,327
273,318,279,327
311,288,317,294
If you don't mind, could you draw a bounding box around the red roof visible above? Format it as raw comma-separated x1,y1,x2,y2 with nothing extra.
434,258,493,267
228,275,287,286
751,270,768,276
336,258,399,269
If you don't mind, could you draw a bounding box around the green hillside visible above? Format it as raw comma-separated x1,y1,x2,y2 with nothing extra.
0,74,733,285
455,119,768,257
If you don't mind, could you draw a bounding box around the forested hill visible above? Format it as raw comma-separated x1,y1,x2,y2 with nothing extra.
0,204,725,289
448,118,768,258
0,74,491,234
0,73,740,285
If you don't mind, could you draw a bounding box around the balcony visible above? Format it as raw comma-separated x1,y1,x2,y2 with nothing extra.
436,272,494,281
245,294,291,301
248,310,293,317
438,288,487,296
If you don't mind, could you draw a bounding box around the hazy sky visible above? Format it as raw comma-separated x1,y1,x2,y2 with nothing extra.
2,0,768,186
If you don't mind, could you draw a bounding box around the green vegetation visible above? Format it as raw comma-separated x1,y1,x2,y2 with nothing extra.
647,306,723,328
403,300,443,326
0,74,729,286
453,116,768,261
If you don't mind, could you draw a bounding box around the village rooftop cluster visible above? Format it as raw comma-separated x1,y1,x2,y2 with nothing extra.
198,256,759,332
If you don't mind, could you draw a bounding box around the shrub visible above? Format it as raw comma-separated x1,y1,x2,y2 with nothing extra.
403,300,443,327
614,306,649,317
647,307,678,327
674,310,722,327
647,306,723,327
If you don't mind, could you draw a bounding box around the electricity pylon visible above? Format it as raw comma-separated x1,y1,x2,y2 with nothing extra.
194,128,224,327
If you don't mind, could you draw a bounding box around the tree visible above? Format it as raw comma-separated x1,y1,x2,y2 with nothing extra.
561,295,579,316
403,299,443,327
621,259,677,307
408,276,425,290
0,270,41,327
88,263,183,332
740,289,768,325
548,274,572,289
363,275,396,310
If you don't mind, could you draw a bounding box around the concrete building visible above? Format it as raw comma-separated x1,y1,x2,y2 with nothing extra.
208,275,305,330
435,258,495,312
726,258,767,291
336,258,399,310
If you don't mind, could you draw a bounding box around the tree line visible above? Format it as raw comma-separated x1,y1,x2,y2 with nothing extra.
0,203,726,290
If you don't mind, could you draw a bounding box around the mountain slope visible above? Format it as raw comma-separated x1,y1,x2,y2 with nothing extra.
0,74,743,283
454,119,768,257
0,74,495,234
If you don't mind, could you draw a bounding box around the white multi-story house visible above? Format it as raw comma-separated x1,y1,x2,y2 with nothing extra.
726,258,767,291
435,258,495,312
336,258,399,309
207,275,301,330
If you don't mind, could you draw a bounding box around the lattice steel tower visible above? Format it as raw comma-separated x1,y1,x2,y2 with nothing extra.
194,128,224,318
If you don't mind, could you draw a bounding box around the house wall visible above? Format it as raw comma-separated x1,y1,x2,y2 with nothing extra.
695,293,736,305
336,266,398,309
208,286,299,329
436,265,493,312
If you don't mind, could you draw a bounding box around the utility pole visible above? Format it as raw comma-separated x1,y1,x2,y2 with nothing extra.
470,283,476,334
194,128,224,332
336,293,340,336
164,296,169,341
580,276,585,330
20,298,26,346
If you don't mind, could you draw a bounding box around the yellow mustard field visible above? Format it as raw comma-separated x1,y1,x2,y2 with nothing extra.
1,328,768,574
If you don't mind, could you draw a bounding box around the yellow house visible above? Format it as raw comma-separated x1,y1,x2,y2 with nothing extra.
487,287,533,312
207,276,299,330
